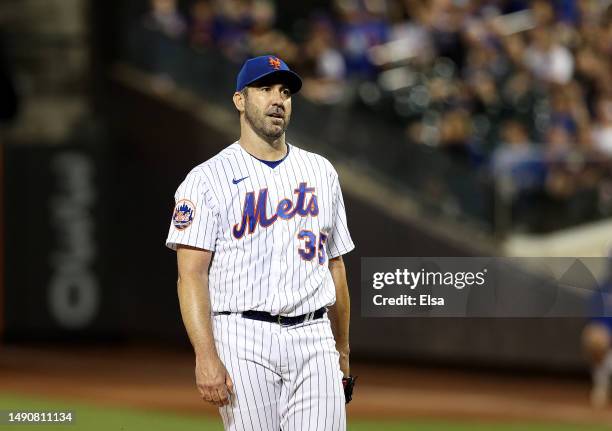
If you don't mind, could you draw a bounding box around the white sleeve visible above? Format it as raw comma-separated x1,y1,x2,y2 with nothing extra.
327,173,355,258
165,171,218,251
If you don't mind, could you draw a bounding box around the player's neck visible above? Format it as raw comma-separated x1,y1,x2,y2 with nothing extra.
238,129,287,161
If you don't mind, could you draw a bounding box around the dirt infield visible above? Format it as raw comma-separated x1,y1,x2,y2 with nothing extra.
1,345,611,427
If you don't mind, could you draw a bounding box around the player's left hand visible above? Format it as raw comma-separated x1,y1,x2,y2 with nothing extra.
342,375,357,404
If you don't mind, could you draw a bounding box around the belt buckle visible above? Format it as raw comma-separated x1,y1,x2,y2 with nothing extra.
277,314,283,325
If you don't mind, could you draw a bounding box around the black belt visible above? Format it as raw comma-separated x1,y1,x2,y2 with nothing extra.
215,307,326,326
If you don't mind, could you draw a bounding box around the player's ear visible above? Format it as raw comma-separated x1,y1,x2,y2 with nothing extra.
233,91,245,113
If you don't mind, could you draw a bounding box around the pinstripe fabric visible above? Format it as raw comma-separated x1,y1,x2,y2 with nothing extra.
213,314,346,431
166,142,353,430
166,142,355,316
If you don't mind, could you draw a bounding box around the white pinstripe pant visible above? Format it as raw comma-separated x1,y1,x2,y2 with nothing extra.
212,313,346,431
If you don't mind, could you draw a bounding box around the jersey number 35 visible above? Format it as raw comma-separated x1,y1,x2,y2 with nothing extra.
297,230,328,265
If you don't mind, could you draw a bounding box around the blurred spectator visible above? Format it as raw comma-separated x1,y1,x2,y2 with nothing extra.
574,46,608,114
143,0,187,39
247,0,298,63
493,121,535,170
545,124,573,162
437,109,477,165
427,0,469,71
602,5,612,59
300,17,347,104
548,85,588,137
189,0,216,49
492,120,551,230
543,124,596,219
524,26,573,84
336,0,389,79
499,70,537,128
592,95,612,157
374,0,434,66
492,120,544,197
531,0,556,26
469,72,503,122
214,0,253,61
500,34,527,72
554,0,580,25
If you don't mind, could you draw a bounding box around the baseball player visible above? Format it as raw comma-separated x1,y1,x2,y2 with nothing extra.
583,254,612,407
166,55,355,430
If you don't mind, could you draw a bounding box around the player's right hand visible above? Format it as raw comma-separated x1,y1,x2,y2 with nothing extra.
195,355,234,407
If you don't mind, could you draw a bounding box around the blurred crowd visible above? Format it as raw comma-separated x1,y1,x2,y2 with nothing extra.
141,0,612,230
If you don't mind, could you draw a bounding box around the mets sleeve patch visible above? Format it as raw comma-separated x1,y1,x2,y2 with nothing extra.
173,199,196,230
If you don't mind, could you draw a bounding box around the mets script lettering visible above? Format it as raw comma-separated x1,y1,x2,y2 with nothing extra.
233,182,319,238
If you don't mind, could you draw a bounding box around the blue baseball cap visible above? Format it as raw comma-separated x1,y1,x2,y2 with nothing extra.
236,55,302,94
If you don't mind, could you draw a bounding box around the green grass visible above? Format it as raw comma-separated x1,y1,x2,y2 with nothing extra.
0,393,223,431
0,393,610,431
348,422,612,431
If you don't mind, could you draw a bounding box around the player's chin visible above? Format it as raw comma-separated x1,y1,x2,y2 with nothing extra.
264,125,285,139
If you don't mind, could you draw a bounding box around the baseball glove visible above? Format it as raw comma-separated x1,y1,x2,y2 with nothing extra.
342,375,357,404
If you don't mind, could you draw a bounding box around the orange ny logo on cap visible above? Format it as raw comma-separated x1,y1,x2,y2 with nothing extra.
268,56,281,70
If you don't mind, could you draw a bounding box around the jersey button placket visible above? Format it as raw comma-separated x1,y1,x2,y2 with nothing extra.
268,170,284,314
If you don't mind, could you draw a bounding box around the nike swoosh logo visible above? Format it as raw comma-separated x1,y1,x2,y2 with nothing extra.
232,176,249,185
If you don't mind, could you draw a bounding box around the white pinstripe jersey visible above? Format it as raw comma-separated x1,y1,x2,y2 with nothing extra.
166,142,354,316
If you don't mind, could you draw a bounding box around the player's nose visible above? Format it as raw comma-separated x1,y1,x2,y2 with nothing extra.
270,89,284,105
271,85,289,103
